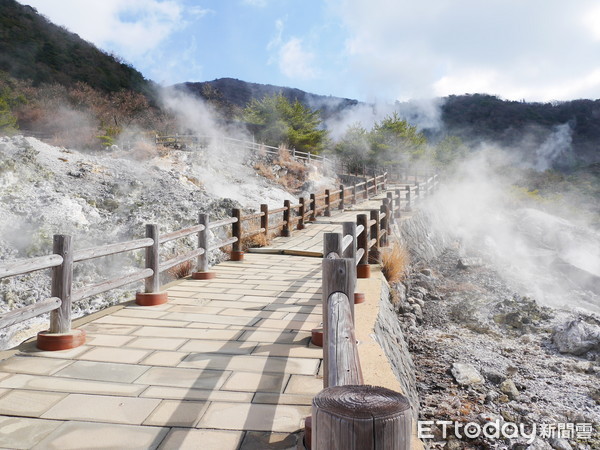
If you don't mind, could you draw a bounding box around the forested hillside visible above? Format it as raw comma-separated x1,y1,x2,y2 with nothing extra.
0,0,149,93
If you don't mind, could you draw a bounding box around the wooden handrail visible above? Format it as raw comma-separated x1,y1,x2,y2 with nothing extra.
207,217,238,229
240,212,265,221
0,254,63,279
0,297,61,329
160,248,205,272
269,206,288,215
74,238,154,262
158,225,204,244
72,268,153,303
208,236,238,251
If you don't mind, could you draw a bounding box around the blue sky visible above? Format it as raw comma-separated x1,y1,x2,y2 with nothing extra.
22,0,600,102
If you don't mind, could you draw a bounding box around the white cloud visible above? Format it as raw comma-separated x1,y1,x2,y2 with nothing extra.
22,0,203,60
268,19,319,80
242,0,268,7
332,0,600,101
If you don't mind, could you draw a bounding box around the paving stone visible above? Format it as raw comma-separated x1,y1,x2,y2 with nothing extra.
0,389,66,417
143,399,208,427
0,416,62,449
84,334,136,347
112,309,170,319
252,392,315,406
162,312,259,326
0,356,73,375
42,393,161,425
140,386,252,403
218,308,288,320
17,343,92,359
240,431,302,450
126,337,187,351
77,347,151,364
134,366,230,389
165,305,224,314
221,371,289,393
159,428,243,450
197,402,310,432
31,421,169,450
238,330,312,344
251,343,322,359
178,339,257,355
80,323,140,335
140,351,189,366
178,353,319,375
0,373,146,396
93,315,190,327
132,326,242,340
254,319,321,331
284,375,323,395
54,360,150,383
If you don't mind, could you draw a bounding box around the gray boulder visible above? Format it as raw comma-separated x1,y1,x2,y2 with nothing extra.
451,363,483,385
552,319,600,355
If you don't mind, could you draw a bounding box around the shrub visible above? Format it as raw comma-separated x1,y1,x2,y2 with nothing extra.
380,241,409,284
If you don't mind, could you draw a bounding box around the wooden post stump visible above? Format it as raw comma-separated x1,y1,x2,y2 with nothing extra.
192,214,217,279
136,224,169,304
298,197,306,230
230,208,244,261
312,385,412,450
38,234,86,351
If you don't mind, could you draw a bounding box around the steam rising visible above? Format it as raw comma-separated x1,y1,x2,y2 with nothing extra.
424,150,600,313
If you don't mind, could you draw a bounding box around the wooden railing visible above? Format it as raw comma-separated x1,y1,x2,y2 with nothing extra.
0,214,238,350
0,169,437,353
311,193,413,449
155,134,330,166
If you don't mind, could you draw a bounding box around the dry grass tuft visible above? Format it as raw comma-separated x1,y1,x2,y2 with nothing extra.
241,232,272,250
168,260,193,279
381,241,410,284
254,161,276,181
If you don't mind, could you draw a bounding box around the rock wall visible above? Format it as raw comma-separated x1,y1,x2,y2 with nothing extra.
374,280,419,420
374,209,450,419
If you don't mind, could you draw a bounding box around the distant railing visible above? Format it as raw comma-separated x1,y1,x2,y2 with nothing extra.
155,134,331,166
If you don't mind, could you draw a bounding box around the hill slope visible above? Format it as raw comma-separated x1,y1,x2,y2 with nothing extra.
0,0,148,93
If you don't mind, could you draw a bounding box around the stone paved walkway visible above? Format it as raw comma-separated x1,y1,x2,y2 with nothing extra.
0,185,409,449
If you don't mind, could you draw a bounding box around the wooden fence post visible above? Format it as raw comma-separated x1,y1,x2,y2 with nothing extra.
352,183,357,205
135,224,168,305
406,186,412,211
38,234,86,351
260,204,269,239
339,185,345,210
193,213,217,279
356,214,370,279
387,192,394,220
324,189,331,217
322,257,355,388
309,194,316,222
369,210,381,264
380,202,388,247
323,232,342,259
415,181,420,203
298,197,306,230
282,200,291,237
395,188,402,218
231,208,244,260
343,221,364,305
312,385,412,450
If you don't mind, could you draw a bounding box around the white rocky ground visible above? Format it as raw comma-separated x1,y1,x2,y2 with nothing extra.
0,135,334,349
396,216,600,449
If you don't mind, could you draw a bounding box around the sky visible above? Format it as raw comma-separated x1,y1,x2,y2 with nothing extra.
21,0,600,103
